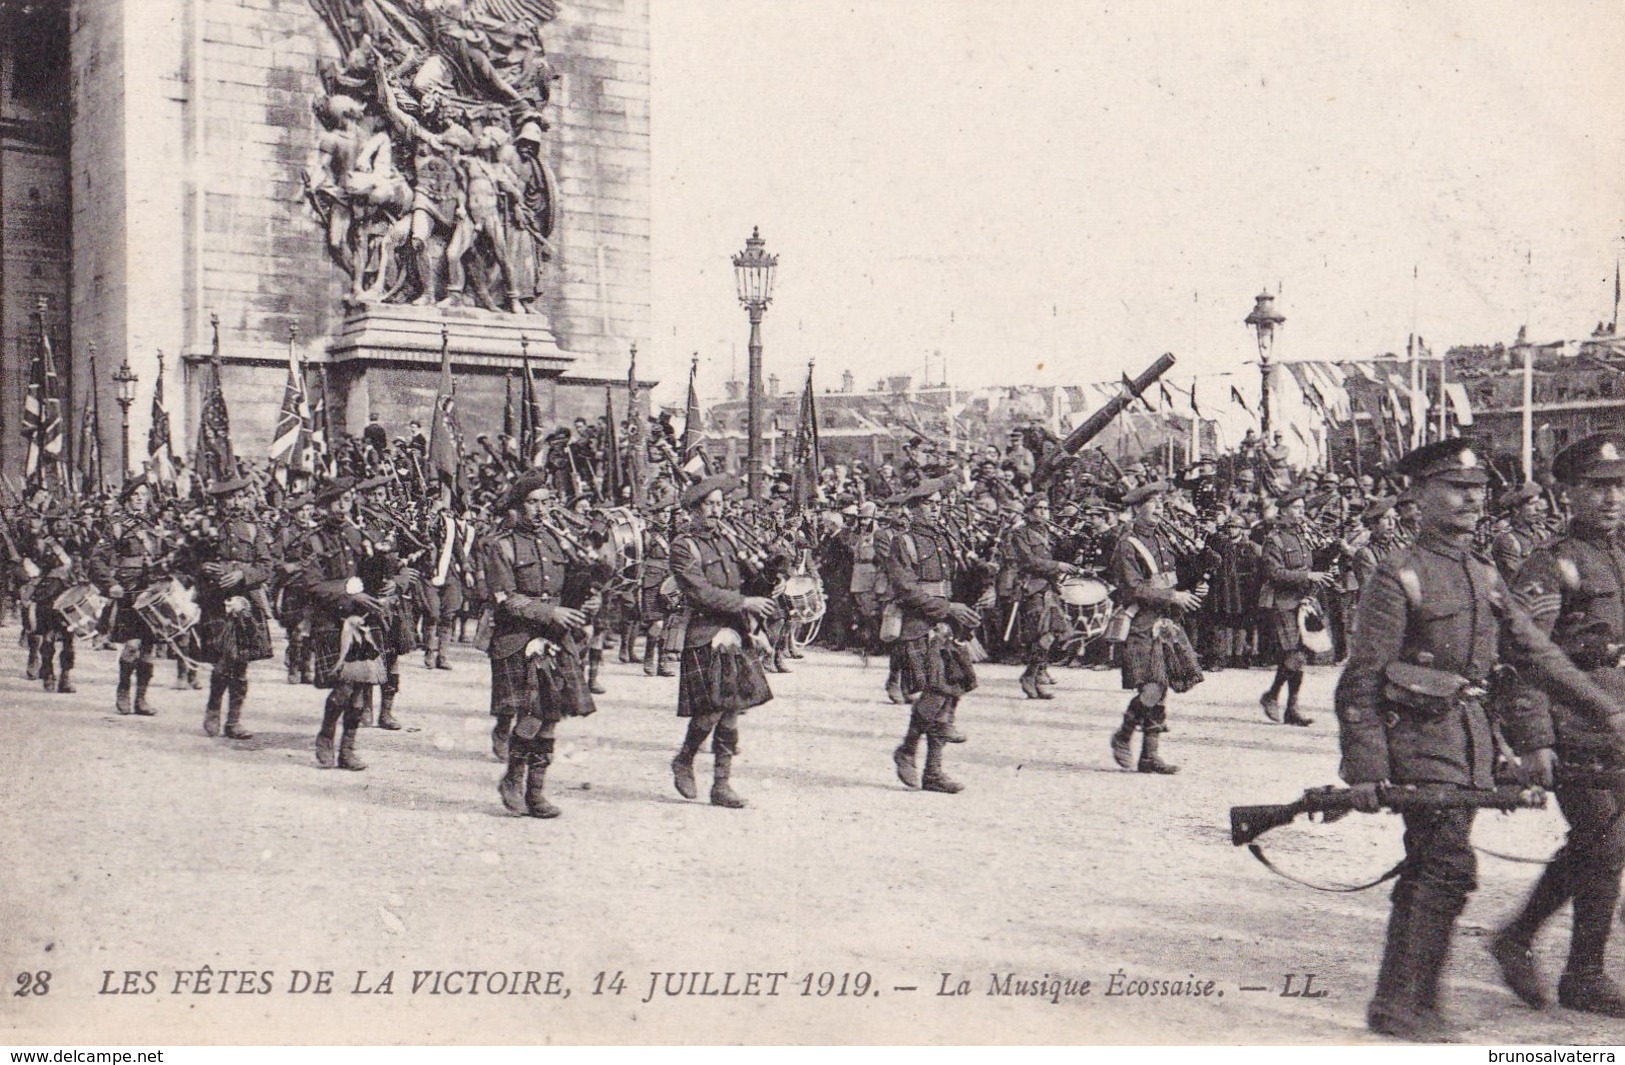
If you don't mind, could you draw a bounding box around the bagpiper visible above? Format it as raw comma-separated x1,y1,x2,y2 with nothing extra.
90,475,169,715
190,474,275,739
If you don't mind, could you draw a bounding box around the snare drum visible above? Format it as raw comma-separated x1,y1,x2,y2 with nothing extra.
601,507,646,578
134,577,202,642
52,584,109,640
781,574,826,625
1059,576,1112,639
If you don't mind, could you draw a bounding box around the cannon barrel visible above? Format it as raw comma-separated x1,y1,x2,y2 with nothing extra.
1039,352,1177,476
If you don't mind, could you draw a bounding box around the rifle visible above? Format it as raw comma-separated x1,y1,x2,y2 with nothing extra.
1231,783,1546,847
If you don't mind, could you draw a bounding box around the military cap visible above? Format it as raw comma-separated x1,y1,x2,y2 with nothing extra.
1497,481,1543,513
118,473,151,503
1360,497,1395,524
840,503,859,517
857,501,877,519
1550,433,1625,484
503,468,551,510
312,476,356,507
207,474,252,496
1394,438,1489,485
356,473,392,492
545,427,571,444
1341,476,1359,489
1122,480,1167,506
680,473,738,509
1024,494,1053,513
1223,510,1248,529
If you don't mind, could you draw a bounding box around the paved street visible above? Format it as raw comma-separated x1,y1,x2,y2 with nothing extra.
0,635,1612,1045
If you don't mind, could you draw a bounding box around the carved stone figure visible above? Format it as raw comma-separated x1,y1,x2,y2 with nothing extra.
305,0,560,310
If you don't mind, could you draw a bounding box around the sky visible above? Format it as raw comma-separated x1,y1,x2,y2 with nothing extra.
642,0,1625,407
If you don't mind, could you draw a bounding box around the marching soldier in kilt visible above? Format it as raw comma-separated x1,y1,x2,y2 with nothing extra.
1107,481,1197,774
292,476,388,771
668,475,777,810
418,496,466,672
1258,484,1330,727
91,476,168,715
1492,435,1625,1016
1491,481,1548,584
636,509,678,677
1012,494,1081,700
1335,439,1625,1041
191,475,275,739
27,506,80,694
486,470,596,819
276,494,317,684
886,477,981,794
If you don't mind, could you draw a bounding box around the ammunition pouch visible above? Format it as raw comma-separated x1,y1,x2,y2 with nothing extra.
1381,660,1479,722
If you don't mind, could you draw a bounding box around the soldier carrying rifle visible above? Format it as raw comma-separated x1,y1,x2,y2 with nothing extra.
1335,438,1625,1042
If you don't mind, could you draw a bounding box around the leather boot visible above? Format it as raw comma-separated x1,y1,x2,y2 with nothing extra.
424,648,437,670
710,750,747,809
885,668,906,705
25,635,41,680
1492,858,1572,1008
498,747,529,814
377,687,401,731
1283,698,1314,727
1557,881,1625,1017
657,641,677,677
204,671,227,737
588,650,606,695
315,696,342,768
921,735,963,794
893,728,922,790
1402,892,1464,1041
224,675,253,739
671,748,699,800
1037,664,1055,691
38,644,54,692
772,648,792,674
435,651,452,670
338,727,367,771
1137,730,1179,774
116,660,134,715
619,625,636,664
133,661,157,716
54,668,74,694
491,714,513,761
525,739,560,818
1018,664,1042,700
643,635,659,676
186,665,202,690
1110,703,1139,769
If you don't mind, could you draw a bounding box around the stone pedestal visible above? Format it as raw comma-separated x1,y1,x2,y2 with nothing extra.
327,302,572,372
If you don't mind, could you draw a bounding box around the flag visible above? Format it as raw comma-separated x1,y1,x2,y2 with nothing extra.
148,351,175,487
1188,381,1202,418
518,335,541,466
23,306,65,494
1230,384,1254,418
790,362,821,511
195,360,235,487
76,347,105,495
1444,382,1475,427
625,344,646,507
310,367,331,474
1123,373,1152,411
503,372,517,441
427,328,465,496
269,341,314,474
680,354,703,464
602,385,622,504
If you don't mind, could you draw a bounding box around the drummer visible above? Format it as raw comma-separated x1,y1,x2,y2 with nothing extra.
90,475,169,716
29,503,82,694
1011,495,1082,700
192,474,276,740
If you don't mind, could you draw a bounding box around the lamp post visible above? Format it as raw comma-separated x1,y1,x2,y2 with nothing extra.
732,226,777,500
111,358,138,484
1244,290,1285,439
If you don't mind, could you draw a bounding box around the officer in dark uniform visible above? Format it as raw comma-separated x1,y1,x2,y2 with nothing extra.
886,477,980,794
192,475,275,739
486,470,594,819
1336,438,1625,1041
1492,435,1625,1016
667,475,776,809
1491,481,1547,584
276,493,317,685
292,477,387,771
1011,495,1080,699
1258,483,1329,727
1107,481,1196,774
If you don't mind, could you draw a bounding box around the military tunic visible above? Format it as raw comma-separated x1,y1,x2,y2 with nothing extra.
485,521,591,725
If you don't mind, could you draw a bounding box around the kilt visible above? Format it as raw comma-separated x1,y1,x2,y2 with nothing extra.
896,631,977,699
110,593,157,644
639,582,668,620
1265,606,1303,655
1120,629,1165,691
1016,589,1070,649
490,644,596,720
197,610,274,665
676,644,773,718
310,619,384,690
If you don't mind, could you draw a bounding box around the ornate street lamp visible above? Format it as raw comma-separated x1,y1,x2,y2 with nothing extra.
732,226,778,500
111,357,138,484
1245,290,1285,438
